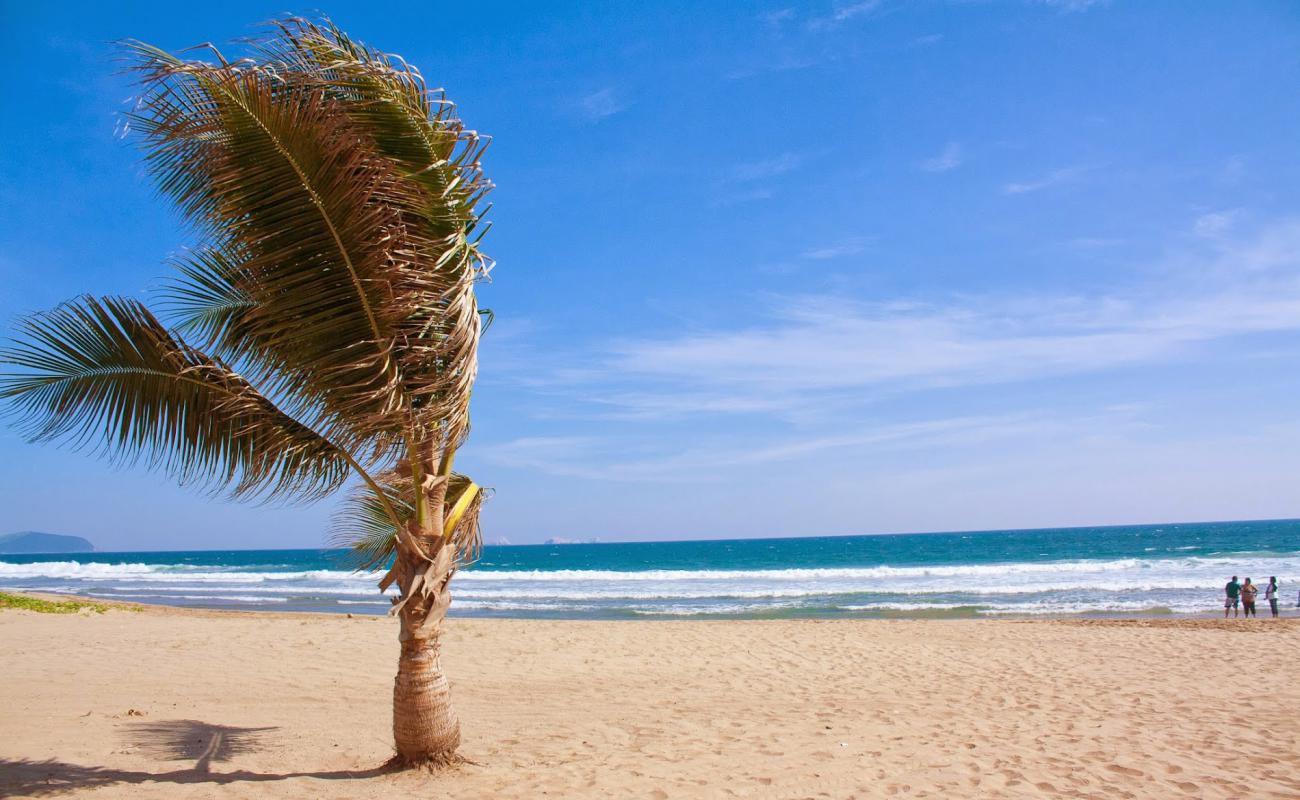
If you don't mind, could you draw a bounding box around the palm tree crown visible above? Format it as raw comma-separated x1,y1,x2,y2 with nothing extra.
1,18,493,765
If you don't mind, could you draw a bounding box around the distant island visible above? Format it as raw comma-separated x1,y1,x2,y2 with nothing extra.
0,531,95,554
544,537,601,545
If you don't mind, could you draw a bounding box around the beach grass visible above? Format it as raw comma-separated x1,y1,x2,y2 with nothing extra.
0,591,121,614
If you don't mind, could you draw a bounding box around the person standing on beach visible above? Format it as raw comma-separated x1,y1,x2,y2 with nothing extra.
1240,578,1258,618
1262,577,1279,618
1224,576,1240,618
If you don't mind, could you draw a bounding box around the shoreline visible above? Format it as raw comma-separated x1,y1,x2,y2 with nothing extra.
6,590,1300,635
4,588,1294,623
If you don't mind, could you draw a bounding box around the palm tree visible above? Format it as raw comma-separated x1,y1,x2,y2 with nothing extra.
0,19,492,767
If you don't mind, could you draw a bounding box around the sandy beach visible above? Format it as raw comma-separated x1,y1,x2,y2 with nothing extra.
1,603,1297,799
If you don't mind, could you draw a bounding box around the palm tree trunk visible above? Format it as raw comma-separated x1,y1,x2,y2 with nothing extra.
390,475,461,765
392,619,460,763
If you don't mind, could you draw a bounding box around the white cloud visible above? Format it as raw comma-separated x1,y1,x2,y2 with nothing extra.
920,142,963,173
801,237,869,260
1067,236,1126,248
509,219,1300,421
828,0,881,21
477,436,602,477
578,89,628,121
1222,154,1247,183
731,152,804,182
759,8,795,26
1003,164,1091,194
725,56,820,81
480,412,1078,481
1034,0,1109,12
474,218,1300,530
714,187,775,206
610,287,1300,407
807,0,884,30
1194,209,1242,238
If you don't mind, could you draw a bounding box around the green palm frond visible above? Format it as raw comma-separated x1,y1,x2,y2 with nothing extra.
163,248,257,349
0,296,354,501
258,18,492,458
330,471,485,571
125,42,418,456
3,18,494,577
329,475,413,571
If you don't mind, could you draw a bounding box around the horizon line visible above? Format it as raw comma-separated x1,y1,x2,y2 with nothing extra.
6,516,1298,555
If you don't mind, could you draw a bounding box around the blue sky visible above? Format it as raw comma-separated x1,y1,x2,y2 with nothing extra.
3,0,1300,549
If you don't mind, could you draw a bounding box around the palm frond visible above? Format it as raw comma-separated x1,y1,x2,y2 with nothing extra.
162,247,257,348
2,20,497,576
257,18,492,459
124,41,419,456
443,476,485,564
330,470,485,571
0,296,354,501
329,474,413,571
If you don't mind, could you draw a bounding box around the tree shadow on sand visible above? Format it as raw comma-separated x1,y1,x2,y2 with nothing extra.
0,720,396,797
127,719,278,773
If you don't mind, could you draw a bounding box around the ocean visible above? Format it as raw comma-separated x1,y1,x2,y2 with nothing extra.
2,520,1298,619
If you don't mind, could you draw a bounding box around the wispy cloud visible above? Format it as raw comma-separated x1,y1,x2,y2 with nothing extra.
1067,236,1126,248
759,7,796,26
911,33,944,47
479,413,1081,481
502,219,1300,422
920,142,963,173
731,152,804,182
714,152,806,203
1002,164,1092,195
1034,0,1110,12
1194,209,1242,238
1221,154,1247,183
578,88,628,121
714,187,775,206
725,56,820,81
473,218,1300,506
807,0,884,31
729,2,884,80
607,286,1300,414
801,237,869,260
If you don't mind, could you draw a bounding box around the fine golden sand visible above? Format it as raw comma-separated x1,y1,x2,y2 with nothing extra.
1,603,1297,799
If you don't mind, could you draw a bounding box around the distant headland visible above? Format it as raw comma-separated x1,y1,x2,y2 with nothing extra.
0,532,95,554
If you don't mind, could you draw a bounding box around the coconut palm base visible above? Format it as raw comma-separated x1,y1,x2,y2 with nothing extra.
383,752,468,772
392,635,461,766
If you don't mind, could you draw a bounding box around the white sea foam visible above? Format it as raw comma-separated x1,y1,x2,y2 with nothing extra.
85,592,290,604
4,553,1296,586
0,561,381,586
3,551,1296,617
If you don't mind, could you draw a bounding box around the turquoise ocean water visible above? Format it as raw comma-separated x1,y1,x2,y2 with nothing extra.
2,520,1298,618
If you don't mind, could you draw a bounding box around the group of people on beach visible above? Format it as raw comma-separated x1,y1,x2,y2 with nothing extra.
1222,576,1281,618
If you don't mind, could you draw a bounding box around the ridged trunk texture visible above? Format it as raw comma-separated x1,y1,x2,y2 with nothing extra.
392,627,460,763
390,475,461,765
